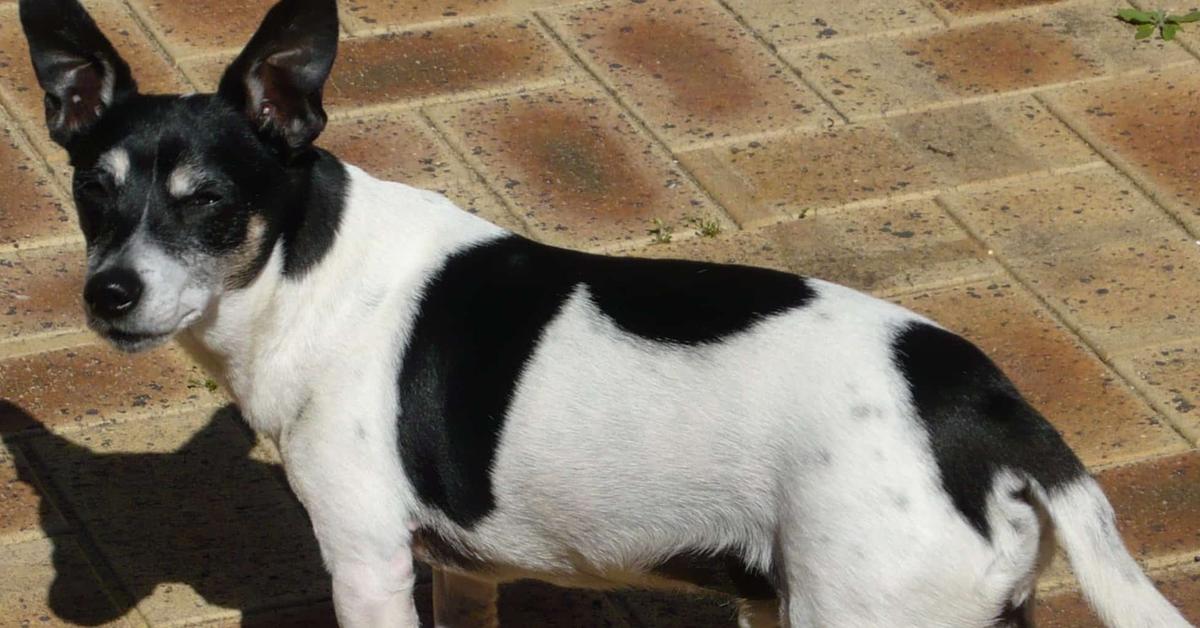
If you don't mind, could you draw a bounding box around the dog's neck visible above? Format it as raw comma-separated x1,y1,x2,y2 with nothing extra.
176,161,504,438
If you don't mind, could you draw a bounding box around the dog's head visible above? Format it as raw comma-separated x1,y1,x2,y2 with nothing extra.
19,0,340,352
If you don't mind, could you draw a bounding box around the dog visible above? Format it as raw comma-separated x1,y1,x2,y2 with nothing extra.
17,0,1193,626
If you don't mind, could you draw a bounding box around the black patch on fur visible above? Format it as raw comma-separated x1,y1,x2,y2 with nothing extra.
650,551,777,600
892,322,1085,539
397,235,815,527
275,148,346,278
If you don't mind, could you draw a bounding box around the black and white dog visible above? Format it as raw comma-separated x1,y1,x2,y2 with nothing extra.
17,0,1192,626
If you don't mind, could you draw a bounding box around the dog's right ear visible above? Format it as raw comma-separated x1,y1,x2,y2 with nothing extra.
218,0,339,158
19,0,138,147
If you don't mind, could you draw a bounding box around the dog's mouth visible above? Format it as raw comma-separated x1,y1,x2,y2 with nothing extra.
90,310,203,353
103,328,175,353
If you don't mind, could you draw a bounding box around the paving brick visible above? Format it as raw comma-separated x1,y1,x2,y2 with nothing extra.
893,280,1188,467
1116,342,1200,443
341,0,579,32
1044,64,1200,234
0,246,87,344
429,83,728,247
945,168,1200,353
944,167,1179,252
499,580,631,628
724,0,941,50
1094,450,1200,563
0,115,74,249
680,123,935,224
0,537,133,627
1038,563,1200,626
320,112,523,232
125,0,277,58
27,408,329,625
0,439,68,543
0,2,190,148
545,0,834,149
329,18,578,111
680,96,1093,224
0,343,209,435
630,199,997,295
785,1,1190,119
186,18,578,115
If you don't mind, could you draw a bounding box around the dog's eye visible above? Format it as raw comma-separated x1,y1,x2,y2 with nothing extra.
186,192,223,208
76,177,110,199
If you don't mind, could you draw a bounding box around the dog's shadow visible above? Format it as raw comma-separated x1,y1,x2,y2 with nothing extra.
2,400,725,627
1,401,343,626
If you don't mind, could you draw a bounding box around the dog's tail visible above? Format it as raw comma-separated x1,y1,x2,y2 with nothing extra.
1031,474,1191,628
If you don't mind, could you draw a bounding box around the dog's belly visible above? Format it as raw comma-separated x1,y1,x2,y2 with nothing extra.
412,525,776,600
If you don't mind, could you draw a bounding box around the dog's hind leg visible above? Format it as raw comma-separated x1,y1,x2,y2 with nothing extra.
433,568,499,628
738,599,782,628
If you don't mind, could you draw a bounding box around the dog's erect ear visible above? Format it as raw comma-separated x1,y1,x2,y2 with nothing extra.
218,0,339,156
19,0,138,147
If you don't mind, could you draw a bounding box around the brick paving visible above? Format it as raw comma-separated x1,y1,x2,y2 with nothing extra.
0,0,1198,625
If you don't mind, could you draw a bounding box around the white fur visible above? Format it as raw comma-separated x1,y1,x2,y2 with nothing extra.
99,147,130,186
170,165,1190,628
1040,479,1191,628
167,163,204,198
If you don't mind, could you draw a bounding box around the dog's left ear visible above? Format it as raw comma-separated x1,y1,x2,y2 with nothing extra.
218,0,339,157
19,0,138,147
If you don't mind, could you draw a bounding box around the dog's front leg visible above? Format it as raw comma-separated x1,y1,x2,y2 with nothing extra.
331,549,421,628
433,568,499,628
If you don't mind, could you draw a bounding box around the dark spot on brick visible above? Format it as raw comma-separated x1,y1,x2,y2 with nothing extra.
906,22,1098,94
493,109,656,219
327,22,561,108
602,15,762,118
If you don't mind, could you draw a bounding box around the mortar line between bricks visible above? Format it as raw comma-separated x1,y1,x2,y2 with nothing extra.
764,18,948,53
932,194,1200,450
414,108,540,238
341,7,588,39
16,437,153,628
0,233,85,257
712,0,852,127
0,330,97,362
114,0,200,93
1107,334,1200,360
1108,359,1200,446
0,402,232,450
1035,92,1200,242
731,160,1109,233
775,59,1198,127
530,10,747,231
319,73,586,122
933,0,1115,28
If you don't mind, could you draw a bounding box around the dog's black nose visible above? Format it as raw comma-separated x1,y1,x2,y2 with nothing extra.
84,268,144,319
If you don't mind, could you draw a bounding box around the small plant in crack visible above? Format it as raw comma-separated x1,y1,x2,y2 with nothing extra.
685,215,723,238
1116,8,1200,40
647,218,674,244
